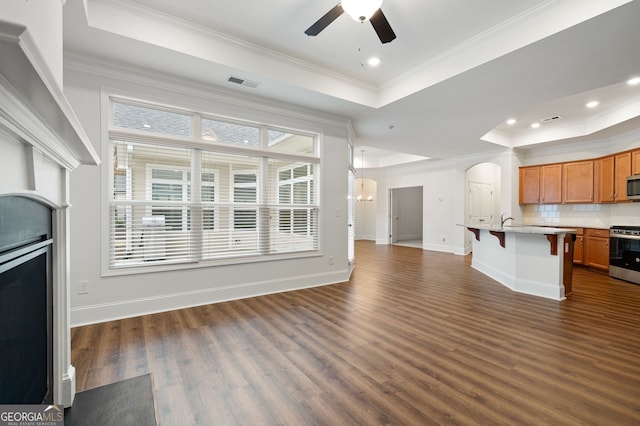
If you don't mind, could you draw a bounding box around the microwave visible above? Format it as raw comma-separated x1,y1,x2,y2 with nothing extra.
627,175,640,200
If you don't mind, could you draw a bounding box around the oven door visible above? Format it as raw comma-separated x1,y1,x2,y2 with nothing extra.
609,234,640,284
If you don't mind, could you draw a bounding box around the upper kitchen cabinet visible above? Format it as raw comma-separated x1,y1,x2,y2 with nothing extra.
591,151,632,203
540,164,562,204
632,150,640,175
519,166,540,204
518,163,567,205
562,160,594,203
614,152,631,202
595,155,615,203
521,147,639,205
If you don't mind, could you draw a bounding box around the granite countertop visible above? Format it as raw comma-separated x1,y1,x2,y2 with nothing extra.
459,224,578,235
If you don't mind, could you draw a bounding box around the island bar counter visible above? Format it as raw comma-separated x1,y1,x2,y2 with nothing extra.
463,225,577,300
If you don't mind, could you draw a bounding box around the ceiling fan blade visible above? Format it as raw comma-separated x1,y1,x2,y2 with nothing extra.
305,4,344,36
370,9,396,43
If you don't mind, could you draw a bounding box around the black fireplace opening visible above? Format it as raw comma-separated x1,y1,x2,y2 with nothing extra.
0,196,53,404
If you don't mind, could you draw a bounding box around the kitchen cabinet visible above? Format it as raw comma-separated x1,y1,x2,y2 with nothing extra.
632,150,640,175
521,147,639,206
585,228,609,270
595,153,630,203
573,228,584,264
540,164,562,204
519,166,540,204
614,152,631,202
562,160,594,203
595,155,615,203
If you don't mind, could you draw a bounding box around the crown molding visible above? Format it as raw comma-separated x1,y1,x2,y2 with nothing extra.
64,51,350,131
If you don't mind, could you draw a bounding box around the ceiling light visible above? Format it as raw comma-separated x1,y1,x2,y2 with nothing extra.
531,122,541,129
143,124,151,128
628,77,640,86
506,118,516,125
367,57,381,67
586,100,599,108
341,0,383,22
356,150,374,202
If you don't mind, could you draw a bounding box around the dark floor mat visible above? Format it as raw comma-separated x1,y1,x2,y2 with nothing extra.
64,374,157,426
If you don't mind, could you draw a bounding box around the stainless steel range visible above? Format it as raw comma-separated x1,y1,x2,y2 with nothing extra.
609,226,640,285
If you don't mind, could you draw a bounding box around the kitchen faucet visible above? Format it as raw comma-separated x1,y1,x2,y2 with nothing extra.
500,213,514,228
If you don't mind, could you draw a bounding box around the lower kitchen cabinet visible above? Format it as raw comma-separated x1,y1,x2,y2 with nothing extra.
585,228,609,270
573,229,584,264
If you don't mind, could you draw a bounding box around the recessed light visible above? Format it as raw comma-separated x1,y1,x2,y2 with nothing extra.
628,76,640,86
586,100,599,108
143,124,151,128
506,118,516,125
367,57,381,67
531,122,541,129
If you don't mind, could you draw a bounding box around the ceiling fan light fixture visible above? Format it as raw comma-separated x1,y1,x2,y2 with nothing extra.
341,0,383,22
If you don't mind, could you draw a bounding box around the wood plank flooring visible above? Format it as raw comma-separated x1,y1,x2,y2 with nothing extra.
71,241,640,425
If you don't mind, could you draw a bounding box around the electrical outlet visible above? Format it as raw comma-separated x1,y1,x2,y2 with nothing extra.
329,256,334,265
77,280,90,295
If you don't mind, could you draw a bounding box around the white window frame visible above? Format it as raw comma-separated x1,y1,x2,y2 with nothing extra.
102,94,322,276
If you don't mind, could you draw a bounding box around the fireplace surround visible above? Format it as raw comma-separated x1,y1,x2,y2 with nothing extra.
0,7,100,406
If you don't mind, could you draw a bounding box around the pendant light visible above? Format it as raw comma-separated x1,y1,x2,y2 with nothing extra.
357,150,373,202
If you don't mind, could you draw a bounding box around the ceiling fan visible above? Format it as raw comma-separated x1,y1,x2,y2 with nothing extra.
305,0,396,44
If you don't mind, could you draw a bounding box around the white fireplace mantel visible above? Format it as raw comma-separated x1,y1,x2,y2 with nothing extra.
0,18,99,407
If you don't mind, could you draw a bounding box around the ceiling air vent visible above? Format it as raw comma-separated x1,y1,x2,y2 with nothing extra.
227,76,261,89
540,115,562,123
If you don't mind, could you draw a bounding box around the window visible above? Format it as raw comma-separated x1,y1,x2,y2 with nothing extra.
149,166,189,230
233,171,258,230
107,98,320,270
278,164,314,235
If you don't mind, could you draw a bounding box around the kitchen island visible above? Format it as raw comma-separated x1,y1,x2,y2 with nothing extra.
463,225,577,300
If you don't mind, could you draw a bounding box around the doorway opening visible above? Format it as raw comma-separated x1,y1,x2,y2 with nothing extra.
389,186,423,248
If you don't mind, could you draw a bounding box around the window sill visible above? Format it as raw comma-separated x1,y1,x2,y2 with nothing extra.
101,250,323,277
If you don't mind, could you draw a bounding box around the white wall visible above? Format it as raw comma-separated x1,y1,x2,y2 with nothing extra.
63,59,350,326
370,150,520,255
372,161,460,252
2,0,64,88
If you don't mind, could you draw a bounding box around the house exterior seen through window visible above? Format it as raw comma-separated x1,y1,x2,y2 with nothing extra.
108,98,320,270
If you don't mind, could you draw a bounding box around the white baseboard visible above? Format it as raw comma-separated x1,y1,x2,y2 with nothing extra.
422,242,457,253
56,365,75,408
70,269,350,326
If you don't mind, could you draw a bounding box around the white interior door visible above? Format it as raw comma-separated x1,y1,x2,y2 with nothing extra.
469,181,493,225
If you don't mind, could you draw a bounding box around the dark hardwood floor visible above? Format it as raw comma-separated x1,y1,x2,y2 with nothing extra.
71,241,640,425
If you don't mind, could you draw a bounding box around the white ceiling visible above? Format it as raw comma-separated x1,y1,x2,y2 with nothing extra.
62,0,640,164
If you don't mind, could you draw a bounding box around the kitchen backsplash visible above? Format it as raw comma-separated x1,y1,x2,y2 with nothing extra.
523,203,640,228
